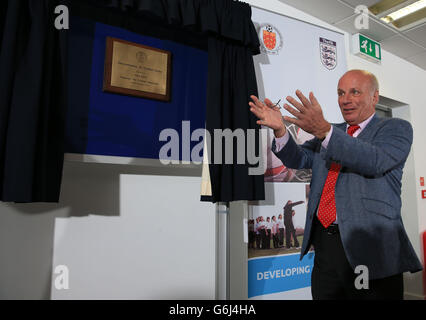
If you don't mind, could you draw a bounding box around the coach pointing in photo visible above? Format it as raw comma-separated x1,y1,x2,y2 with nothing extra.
249,69,422,300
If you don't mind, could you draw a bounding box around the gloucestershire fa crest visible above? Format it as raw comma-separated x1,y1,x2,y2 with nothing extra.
259,24,282,55
319,37,337,70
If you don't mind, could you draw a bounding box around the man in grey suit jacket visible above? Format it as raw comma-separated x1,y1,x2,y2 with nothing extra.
249,69,422,299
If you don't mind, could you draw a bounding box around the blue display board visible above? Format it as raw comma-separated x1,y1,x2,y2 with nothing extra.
248,252,314,298
66,17,208,160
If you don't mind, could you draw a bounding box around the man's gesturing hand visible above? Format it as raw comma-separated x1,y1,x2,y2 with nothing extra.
283,90,331,139
249,95,286,138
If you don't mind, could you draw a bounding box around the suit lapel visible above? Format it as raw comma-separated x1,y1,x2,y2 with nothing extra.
357,114,381,140
334,122,347,133
335,114,381,139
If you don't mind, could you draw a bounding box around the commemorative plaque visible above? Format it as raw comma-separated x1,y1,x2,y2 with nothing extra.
103,37,172,101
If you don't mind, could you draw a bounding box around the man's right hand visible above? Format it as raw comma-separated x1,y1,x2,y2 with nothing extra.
249,95,286,138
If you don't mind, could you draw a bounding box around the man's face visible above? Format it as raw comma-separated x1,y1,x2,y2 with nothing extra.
337,71,378,125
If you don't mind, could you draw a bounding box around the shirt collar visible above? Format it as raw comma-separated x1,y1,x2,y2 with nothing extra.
346,113,375,132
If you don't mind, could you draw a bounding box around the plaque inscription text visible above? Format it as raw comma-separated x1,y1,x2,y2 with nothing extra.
103,37,171,101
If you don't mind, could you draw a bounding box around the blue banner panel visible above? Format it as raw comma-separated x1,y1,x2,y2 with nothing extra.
248,252,314,298
66,17,208,160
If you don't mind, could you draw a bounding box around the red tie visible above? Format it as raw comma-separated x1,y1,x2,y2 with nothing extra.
317,125,360,228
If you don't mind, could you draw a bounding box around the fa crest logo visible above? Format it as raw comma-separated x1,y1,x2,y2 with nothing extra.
319,37,337,70
259,24,282,55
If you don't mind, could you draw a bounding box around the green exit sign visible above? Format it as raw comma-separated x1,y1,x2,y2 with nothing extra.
352,33,381,63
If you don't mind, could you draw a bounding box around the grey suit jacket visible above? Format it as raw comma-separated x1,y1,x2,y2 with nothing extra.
273,115,423,279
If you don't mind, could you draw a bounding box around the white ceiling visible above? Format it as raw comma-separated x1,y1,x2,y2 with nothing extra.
278,0,426,70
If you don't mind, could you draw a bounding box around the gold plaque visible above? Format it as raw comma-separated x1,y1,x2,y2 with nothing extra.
103,37,172,101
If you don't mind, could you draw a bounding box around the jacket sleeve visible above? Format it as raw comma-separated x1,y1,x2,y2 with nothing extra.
272,134,319,170
322,118,413,176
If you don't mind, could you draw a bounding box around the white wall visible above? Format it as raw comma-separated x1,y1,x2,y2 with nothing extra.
0,161,216,299
246,0,426,299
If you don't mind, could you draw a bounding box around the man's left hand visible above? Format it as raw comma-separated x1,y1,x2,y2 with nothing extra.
284,90,331,139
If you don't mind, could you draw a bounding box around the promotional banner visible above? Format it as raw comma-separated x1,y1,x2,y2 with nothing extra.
248,7,347,299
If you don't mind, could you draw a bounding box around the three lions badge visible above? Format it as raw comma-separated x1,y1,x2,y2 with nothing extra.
319,37,337,70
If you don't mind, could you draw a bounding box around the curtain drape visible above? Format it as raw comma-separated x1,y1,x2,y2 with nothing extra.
0,2,7,47
202,36,264,202
0,0,68,202
0,0,264,203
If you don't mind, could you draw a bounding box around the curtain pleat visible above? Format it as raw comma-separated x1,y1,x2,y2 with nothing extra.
0,0,67,202
202,37,264,202
0,1,7,46
72,0,260,53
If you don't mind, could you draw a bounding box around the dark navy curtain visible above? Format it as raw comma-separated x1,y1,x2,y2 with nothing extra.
0,0,68,202
0,0,264,203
